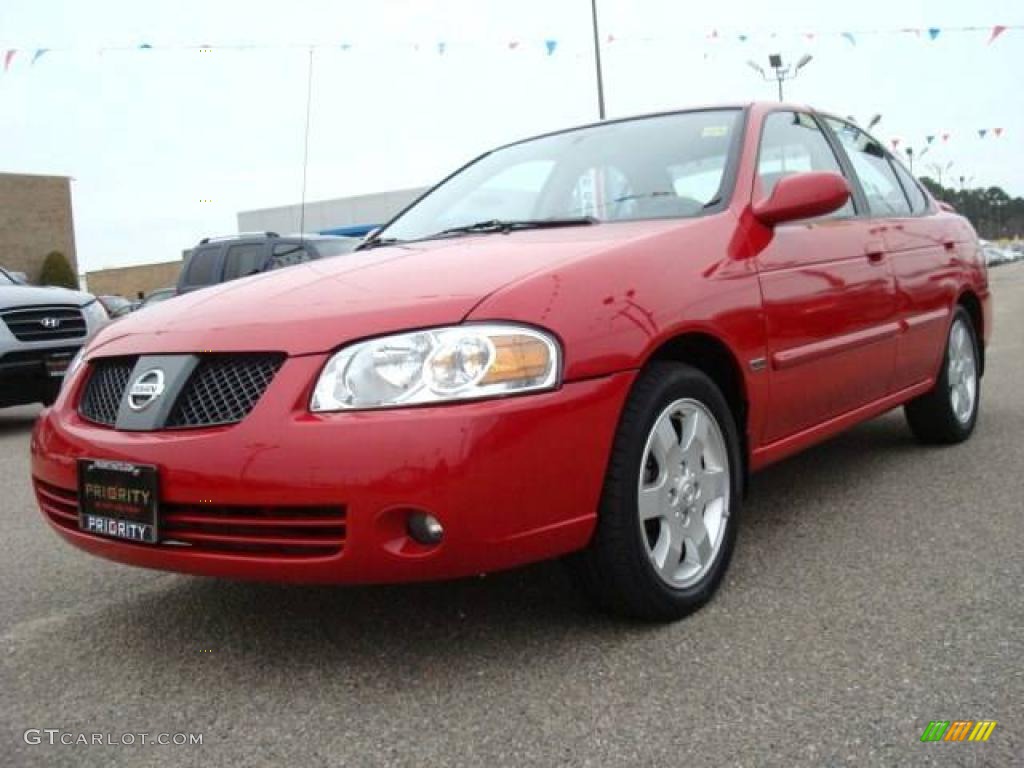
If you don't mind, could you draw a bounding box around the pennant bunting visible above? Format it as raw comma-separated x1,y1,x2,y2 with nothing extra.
138,43,152,49
928,28,941,41
4,49,16,71
994,128,1003,137
437,42,446,55
978,129,988,138
738,34,748,43
988,25,1007,44
31,48,49,65
507,41,519,50
926,135,935,144
891,138,900,149
942,133,950,142
545,39,557,56
842,32,856,46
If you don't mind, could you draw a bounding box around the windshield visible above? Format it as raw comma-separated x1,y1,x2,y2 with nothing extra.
378,109,742,243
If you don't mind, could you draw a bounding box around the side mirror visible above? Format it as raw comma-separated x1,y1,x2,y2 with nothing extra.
753,171,850,226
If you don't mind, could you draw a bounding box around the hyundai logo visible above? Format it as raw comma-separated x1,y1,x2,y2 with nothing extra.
40,317,61,329
128,369,166,411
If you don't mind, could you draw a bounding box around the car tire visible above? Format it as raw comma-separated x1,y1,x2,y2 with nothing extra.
904,307,980,445
568,361,743,622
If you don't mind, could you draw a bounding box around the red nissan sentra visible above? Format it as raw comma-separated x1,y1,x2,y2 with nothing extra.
31,103,991,621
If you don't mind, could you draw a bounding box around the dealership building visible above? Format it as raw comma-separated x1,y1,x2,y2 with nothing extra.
237,187,427,239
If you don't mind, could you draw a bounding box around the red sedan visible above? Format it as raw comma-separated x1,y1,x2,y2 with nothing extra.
31,103,990,621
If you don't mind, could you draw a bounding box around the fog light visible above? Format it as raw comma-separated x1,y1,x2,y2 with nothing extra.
407,512,444,545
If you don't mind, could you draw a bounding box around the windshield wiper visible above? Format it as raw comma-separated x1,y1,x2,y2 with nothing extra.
431,216,597,239
355,236,405,251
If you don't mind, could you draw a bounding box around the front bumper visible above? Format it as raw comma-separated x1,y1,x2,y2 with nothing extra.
0,345,80,406
31,353,634,583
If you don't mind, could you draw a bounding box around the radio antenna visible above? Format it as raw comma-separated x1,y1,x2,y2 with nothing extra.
299,47,314,241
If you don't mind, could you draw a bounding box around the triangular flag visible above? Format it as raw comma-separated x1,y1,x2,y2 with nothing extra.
927,28,941,40
926,135,935,144
941,132,950,142
707,29,719,40
340,43,352,51
994,128,1003,137
545,39,557,55
978,129,988,138
508,41,519,50
31,48,49,65
988,25,1007,45
4,50,17,70
738,34,748,43
891,138,900,149
437,42,446,55
606,34,615,44
804,32,816,41
138,43,152,49
842,32,856,46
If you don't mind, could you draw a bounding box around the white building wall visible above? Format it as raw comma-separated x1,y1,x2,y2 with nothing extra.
237,187,428,235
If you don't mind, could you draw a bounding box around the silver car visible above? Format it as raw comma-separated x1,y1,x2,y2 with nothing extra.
0,267,109,407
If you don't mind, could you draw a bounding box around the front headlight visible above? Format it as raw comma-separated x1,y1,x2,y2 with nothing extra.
311,324,561,412
82,300,108,326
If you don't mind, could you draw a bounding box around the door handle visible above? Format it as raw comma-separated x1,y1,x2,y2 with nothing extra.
865,239,886,263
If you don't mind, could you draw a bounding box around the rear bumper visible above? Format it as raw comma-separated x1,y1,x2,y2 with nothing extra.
31,356,634,583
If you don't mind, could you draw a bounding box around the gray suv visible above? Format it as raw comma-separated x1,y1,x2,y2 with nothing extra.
0,267,108,407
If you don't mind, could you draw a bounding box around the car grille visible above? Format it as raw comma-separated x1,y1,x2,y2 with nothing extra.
165,354,284,429
78,353,284,429
78,358,135,426
1,305,87,342
34,479,347,558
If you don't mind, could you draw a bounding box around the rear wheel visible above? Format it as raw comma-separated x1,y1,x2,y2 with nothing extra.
904,307,980,444
568,362,742,622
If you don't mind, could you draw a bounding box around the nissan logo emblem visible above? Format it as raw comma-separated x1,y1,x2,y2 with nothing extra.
40,317,61,329
128,369,166,411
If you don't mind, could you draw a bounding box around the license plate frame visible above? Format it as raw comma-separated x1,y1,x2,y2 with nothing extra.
78,459,159,544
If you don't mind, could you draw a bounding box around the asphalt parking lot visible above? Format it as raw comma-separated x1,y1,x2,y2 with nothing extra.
2,264,1021,768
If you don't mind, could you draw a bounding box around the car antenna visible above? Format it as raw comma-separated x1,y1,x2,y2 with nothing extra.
299,46,314,246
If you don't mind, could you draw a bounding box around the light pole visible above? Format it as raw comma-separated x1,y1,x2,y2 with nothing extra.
928,161,954,188
590,0,606,120
904,145,929,174
846,114,882,131
747,53,813,101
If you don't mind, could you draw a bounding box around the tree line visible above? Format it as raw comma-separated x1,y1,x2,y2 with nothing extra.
920,178,1024,240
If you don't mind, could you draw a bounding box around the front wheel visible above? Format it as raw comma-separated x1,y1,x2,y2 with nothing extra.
568,362,742,622
904,308,980,444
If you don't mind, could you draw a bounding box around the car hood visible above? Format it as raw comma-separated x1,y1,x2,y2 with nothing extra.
88,220,690,357
0,285,95,309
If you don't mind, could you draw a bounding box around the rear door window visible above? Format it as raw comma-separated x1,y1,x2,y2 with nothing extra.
222,243,268,280
825,118,911,217
891,161,929,214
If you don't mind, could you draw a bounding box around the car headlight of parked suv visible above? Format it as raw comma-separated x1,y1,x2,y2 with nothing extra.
311,323,561,411
81,300,108,326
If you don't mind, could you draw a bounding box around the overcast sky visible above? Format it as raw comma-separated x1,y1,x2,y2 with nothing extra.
1,0,1022,274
